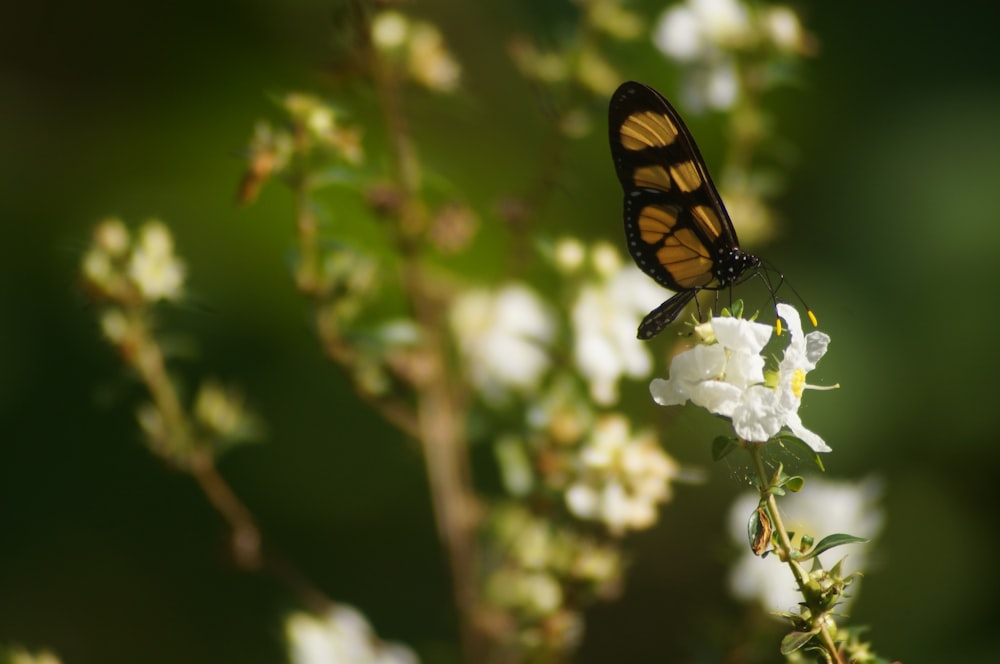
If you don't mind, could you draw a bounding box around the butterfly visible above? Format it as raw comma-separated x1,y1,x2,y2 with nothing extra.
609,81,765,340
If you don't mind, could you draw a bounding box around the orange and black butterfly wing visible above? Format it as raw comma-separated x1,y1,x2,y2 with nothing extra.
609,81,758,339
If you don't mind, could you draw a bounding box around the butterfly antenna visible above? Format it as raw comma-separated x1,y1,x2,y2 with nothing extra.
758,260,818,331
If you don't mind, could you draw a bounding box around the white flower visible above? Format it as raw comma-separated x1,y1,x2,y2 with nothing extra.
450,283,555,405
571,259,665,405
553,237,586,273
732,303,831,452
371,11,409,51
691,60,740,109
728,476,884,613
565,415,679,535
652,0,809,110
286,606,418,664
763,6,806,53
653,0,751,61
653,0,752,109
407,22,461,92
650,314,771,415
93,217,130,256
650,304,833,452
127,221,185,301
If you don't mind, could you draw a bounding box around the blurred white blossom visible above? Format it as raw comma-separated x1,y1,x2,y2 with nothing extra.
99,308,130,345
407,22,461,92
571,243,666,405
655,0,751,59
553,237,586,274
286,606,418,664
450,283,555,405
650,303,833,453
194,380,260,444
127,221,185,301
7,648,62,664
652,0,809,109
653,0,749,109
371,10,460,92
486,504,623,626
371,11,409,51
762,6,807,52
565,415,679,535
728,476,884,612
93,217,130,256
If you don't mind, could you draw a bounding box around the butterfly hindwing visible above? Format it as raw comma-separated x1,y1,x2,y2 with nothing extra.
609,81,760,338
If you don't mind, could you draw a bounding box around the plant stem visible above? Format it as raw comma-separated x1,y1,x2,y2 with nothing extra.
123,307,331,614
355,3,486,657
748,444,844,664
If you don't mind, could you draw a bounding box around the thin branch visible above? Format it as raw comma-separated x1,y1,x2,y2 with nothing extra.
749,446,844,664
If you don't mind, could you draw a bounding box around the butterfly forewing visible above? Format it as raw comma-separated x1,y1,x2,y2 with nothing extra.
609,81,759,338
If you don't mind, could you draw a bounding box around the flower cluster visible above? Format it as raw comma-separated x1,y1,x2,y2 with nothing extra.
484,504,623,653
238,94,361,205
82,218,186,305
653,0,811,110
650,303,833,452
564,415,680,535
559,239,667,405
193,380,261,446
81,218,261,463
371,10,461,92
285,606,418,664
449,241,671,410
449,283,556,406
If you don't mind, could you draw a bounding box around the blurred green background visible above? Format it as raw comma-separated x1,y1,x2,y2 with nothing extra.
4,0,1000,662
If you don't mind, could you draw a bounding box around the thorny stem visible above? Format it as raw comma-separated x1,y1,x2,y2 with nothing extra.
748,444,844,664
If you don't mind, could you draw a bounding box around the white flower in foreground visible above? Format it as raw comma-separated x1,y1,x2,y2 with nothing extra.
127,221,185,301
450,283,555,405
286,606,418,664
732,304,831,452
565,415,679,535
728,476,884,613
571,247,666,405
650,303,833,452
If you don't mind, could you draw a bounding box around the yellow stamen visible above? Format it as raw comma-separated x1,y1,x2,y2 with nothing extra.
807,309,818,327
776,317,783,336
791,368,806,399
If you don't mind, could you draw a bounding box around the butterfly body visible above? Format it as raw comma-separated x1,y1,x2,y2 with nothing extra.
609,81,761,339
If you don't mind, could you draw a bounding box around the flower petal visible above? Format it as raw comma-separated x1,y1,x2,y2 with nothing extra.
804,331,831,368
776,302,802,339
732,385,782,442
713,316,773,354
785,411,832,453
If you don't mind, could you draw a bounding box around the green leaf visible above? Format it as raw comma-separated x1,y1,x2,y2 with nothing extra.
712,435,738,461
730,299,745,319
784,475,805,492
799,533,869,561
779,629,817,655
